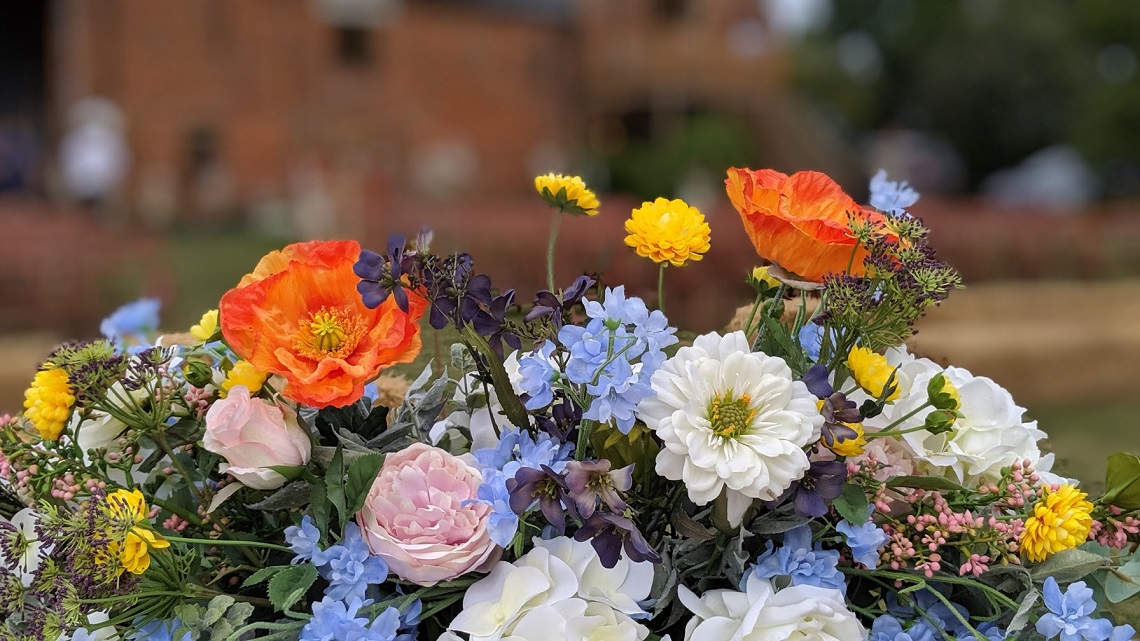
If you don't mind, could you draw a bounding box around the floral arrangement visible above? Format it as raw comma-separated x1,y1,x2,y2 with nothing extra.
3,167,1139,641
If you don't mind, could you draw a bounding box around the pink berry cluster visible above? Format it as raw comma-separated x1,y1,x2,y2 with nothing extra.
1091,505,1140,549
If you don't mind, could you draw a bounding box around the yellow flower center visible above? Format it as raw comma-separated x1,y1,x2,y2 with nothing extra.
708,392,757,440
295,307,366,360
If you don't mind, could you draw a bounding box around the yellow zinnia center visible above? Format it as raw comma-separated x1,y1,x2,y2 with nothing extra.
709,392,756,440
295,307,365,360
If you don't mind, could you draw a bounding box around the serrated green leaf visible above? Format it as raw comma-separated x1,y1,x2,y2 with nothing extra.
1031,547,1112,583
243,564,289,588
885,475,969,493
833,483,870,525
346,453,385,517
1103,452,1140,510
268,563,319,612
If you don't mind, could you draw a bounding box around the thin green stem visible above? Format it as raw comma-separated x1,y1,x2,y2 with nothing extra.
867,401,934,439
164,534,293,553
742,291,764,338
657,263,666,314
546,209,563,292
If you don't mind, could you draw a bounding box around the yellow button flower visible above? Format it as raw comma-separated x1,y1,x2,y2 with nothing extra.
23,367,75,441
105,488,169,575
190,309,219,341
220,360,269,397
624,198,711,267
534,173,600,216
751,266,782,290
1020,484,1094,563
847,346,899,402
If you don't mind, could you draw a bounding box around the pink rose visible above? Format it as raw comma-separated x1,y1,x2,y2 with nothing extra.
357,443,498,586
202,386,312,490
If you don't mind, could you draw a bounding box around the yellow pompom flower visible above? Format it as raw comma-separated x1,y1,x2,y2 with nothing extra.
190,309,219,341
624,198,711,267
534,173,600,216
1020,484,1094,563
23,367,75,441
220,360,268,397
105,488,169,575
847,346,900,402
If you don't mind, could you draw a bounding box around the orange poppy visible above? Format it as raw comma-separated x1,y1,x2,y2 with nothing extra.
726,168,886,282
220,240,426,408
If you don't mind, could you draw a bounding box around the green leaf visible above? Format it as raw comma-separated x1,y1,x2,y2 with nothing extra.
309,479,331,543
923,410,957,434
885,476,969,493
268,563,319,612
247,480,311,511
243,564,289,588
203,594,235,625
346,453,385,516
1031,547,1112,584
1007,589,1039,634
1103,452,1140,509
748,513,811,535
327,446,348,529
1105,555,1140,603
832,483,870,525
756,315,808,376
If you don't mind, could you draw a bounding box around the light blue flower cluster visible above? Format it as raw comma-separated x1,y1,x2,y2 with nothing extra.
100,297,162,352
517,340,558,410
868,169,920,216
747,525,845,592
557,286,677,433
1036,577,1135,641
470,425,574,547
300,597,405,641
885,588,971,639
836,508,889,569
285,517,389,603
126,618,191,641
868,615,939,641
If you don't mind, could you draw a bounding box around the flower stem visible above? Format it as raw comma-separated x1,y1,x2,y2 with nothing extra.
867,401,935,439
547,209,563,292
657,263,666,314
164,534,294,553
742,291,764,338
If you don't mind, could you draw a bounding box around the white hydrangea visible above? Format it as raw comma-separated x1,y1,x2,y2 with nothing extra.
637,331,822,526
862,347,1056,486
679,572,865,641
447,537,654,641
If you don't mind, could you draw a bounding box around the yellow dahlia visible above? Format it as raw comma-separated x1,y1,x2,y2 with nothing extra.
848,346,899,402
220,360,268,397
190,309,219,341
624,198,711,267
105,488,169,575
1021,484,1094,563
534,173,600,216
23,367,75,441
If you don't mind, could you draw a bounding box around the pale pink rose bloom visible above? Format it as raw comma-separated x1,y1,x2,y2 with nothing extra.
202,385,311,490
357,443,498,586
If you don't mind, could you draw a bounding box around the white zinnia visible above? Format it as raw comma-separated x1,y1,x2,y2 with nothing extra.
862,347,1055,486
679,573,865,641
638,331,822,526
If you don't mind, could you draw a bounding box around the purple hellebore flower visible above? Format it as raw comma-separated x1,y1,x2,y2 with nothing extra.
506,465,571,534
573,511,660,568
563,459,633,519
769,459,848,518
819,391,862,449
355,235,414,312
526,275,596,331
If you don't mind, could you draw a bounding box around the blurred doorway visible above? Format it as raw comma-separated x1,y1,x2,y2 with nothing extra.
0,0,48,193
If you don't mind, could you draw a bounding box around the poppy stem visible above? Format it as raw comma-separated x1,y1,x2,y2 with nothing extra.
546,209,563,292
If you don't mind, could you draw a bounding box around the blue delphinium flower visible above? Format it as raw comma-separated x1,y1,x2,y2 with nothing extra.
558,286,676,433
869,615,939,641
1112,624,1137,641
978,622,1009,640
836,507,889,569
128,618,191,641
475,469,519,548
868,169,920,216
1036,577,1115,641
886,588,970,639
101,298,161,352
313,523,390,603
285,515,322,562
798,323,824,362
748,525,845,592
300,598,401,641
518,341,558,410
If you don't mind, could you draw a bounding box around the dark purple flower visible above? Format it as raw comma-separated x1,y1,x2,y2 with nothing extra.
819,392,862,449
769,459,848,518
526,275,596,331
564,460,633,519
535,396,582,444
801,364,834,399
472,289,522,358
422,253,494,330
573,512,660,568
506,465,571,534
355,235,415,312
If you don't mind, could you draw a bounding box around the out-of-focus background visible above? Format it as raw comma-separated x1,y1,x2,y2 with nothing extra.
1,0,1138,481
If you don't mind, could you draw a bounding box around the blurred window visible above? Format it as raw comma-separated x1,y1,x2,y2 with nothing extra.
335,26,373,66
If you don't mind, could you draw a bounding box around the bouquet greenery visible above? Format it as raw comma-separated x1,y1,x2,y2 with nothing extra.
5,167,1139,641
